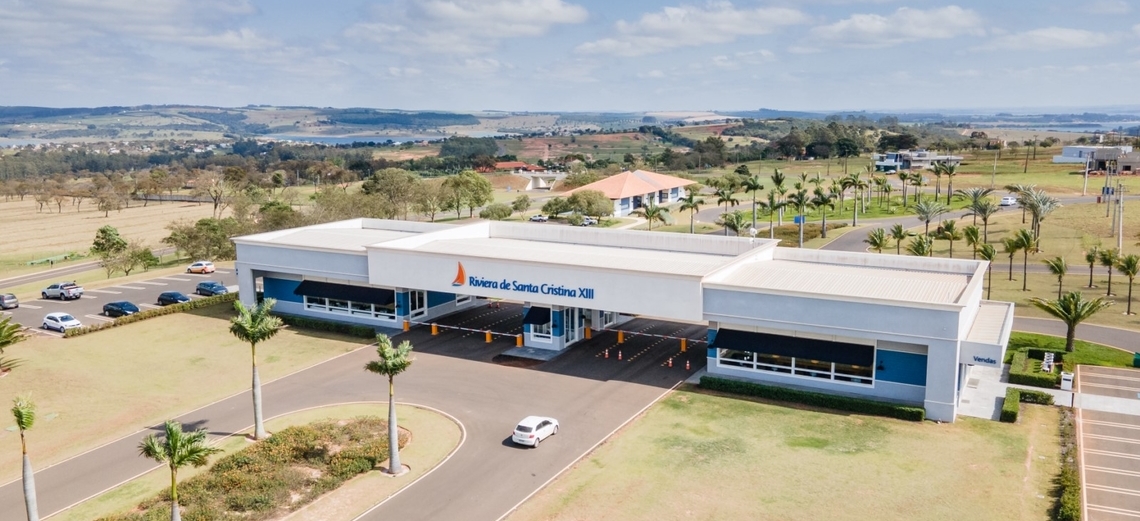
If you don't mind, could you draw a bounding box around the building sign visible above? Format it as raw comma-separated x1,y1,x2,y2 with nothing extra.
451,262,595,300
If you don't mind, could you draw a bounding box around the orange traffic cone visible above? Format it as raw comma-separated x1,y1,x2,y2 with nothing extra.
618,350,623,361
604,349,609,359
685,360,691,371
668,358,673,368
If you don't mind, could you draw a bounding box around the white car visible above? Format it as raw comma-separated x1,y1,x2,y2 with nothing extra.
1000,196,1018,207
529,214,549,222
512,416,559,447
187,261,216,274
42,312,81,332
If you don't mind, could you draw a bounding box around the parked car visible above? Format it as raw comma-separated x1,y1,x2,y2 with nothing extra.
195,281,228,296
157,291,191,306
42,312,81,332
102,301,140,317
579,216,598,226
187,261,216,274
529,214,549,222
0,293,18,309
512,416,559,447
1000,196,1018,207
42,282,84,300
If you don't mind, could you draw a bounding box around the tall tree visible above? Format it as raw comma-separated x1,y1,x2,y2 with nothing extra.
1029,292,1112,352
715,187,739,236
1099,248,1121,297
965,199,1001,243
786,187,812,247
1085,246,1101,288
940,163,959,205
0,316,26,374
770,169,787,226
913,199,949,236
905,235,933,257
636,201,670,231
864,228,889,253
957,187,995,226
510,194,531,216
12,395,38,521
811,187,836,239
1014,228,1038,291
1044,256,1068,300
678,192,704,234
1117,254,1140,315
939,219,963,258
741,174,764,228
889,224,913,255
1002,236,1021,281
138,420,222,521
718,210,748,237
759,189,786,240
364,334,415,475
228,299,283,440
964,225,981,260
979,244,997,299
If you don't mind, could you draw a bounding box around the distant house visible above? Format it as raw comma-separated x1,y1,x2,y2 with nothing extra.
495,161,545,172
1119,152,1140,174
873,150,962,172
564,169,695,217
1053,145,1133,170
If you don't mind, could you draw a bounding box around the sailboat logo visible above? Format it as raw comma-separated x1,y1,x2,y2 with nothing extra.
452,262,466,287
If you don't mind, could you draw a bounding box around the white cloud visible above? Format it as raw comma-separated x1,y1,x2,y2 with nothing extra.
346,0,588,55
987,28,1114,50
638,70,666,78
710,49,776,69
1133,23,1140,37
809,6,984,48
1086,0,1131,14
576,2,808,57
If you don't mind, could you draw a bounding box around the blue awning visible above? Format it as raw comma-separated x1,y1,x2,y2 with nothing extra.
522,306,551,325
710,329,874,367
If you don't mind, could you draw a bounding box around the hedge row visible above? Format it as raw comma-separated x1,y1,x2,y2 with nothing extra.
999,388,1057,423
1007,350,1061,389
64,293,239,338
699,376,925,422
274,314,377,339
1056,408,1081,521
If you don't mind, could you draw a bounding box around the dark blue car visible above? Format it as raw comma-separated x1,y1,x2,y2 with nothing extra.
157,291,191,306
195,281,229,297
102,301,140,317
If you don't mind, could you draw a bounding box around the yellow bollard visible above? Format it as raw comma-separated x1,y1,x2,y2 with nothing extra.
617,330,625,344
516,334,523,347
585,327,592,340
485,330,492,343
403,320,410,332
681,338,687,353
431,323,439,336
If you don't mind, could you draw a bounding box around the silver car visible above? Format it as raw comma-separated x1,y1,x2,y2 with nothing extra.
0,293,17,309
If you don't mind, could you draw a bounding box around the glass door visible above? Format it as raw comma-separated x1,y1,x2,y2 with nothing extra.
409,290,426,319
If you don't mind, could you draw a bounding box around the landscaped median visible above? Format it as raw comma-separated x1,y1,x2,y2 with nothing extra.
64,292,239,337
1005,331,1136,389
52,404,462,521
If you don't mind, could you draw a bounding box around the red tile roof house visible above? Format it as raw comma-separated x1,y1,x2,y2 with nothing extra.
495,161,546,172
564,170,696,217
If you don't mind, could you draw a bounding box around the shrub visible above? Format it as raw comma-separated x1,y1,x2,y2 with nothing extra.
64,292,239,338
273,314,376,338
1055,408,1081,521
699,376,925,421
1007,350,1061,388
1018,389,1055,405
1000,388,1020,423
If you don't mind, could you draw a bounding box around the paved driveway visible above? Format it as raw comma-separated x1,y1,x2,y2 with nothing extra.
1077,366,1140,521
0,311,700,521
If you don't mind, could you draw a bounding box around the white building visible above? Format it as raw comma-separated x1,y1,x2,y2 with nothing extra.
563,169,695,217
874,150,963,172
1053,145,1133,168
234,219,1013,423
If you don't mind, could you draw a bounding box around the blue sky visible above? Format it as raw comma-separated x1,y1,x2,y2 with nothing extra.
1,0,1137,112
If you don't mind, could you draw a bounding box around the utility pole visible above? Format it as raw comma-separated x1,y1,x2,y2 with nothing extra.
1083,157,1090,196
1023,139,1030,173
1118,183,1126,251
991,148,998,188
1031,134,1038,160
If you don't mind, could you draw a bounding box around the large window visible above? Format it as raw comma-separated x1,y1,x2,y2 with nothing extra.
531,321,552,340
717,348,872,385
305,295,396,320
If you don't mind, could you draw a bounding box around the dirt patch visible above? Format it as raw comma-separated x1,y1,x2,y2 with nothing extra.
485,174,530,191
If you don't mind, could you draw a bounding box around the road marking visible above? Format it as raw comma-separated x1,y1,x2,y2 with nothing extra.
1081,382,1140,392
1087,504,1140,518
1086,448,1140,460
84,314,113,322
1084,419,1140,430
115,285,147,290
137,281,167,286
37,299,69,305
18,304,42,309
139,303,159,309
214,269,231,274
160,277,191,282
1087,484,1140,498
1086,433,1140,445
1087,466,1140,478
80,295,97,299
184,273,209,278
1084,374,1140,383
87,289,121,294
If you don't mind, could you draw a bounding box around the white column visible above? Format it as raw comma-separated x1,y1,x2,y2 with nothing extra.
923,339,961,422
237,263,257,307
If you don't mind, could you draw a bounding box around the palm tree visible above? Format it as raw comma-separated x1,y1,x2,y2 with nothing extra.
864,228,889,253
897,171,910,208
941,163,959,205
0,316,26,374
1085,246,1101,288
1023,188,1060,240
138,420,222,521
931,163,944,201
979,243,997,299
677,192,703,234
228,298,283,440
1044,256,1068,300
636,201,670,231
1117,254,1140,315
909,174,927,204
1029,292,1112,352
1002,236,1021,281
1099,248,1120,296
741,174,764,228
786,187,812,247
1014,228,1038,291
759,189,786,239
905,235,934,256
12,396,38,521
718,210,748,236
964,225,981,260
1004,183,1036,224
958,187,995,225
364,334,415,475
939,219,963,258
889,223,913,255
771,169,787,226
965,199,1001,243
715,187,739,236
913,199,949,236
811,187,836,238
849,172,868,226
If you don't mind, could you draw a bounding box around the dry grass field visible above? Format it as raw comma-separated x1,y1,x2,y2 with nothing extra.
0,198,220,278
511,389,1061,521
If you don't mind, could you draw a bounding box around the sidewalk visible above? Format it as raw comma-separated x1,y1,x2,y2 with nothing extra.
957,365,1074,420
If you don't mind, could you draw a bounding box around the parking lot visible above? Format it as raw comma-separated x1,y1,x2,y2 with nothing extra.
1,268,238,336
1077,366,1140,520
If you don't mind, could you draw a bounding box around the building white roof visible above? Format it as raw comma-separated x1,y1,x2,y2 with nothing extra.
706,259,971,306
966,301,1015,346
250,228,416,252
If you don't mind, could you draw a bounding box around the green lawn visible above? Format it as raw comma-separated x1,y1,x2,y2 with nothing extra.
1006,332,1135,369
0,305,368,484
511,388,1060,521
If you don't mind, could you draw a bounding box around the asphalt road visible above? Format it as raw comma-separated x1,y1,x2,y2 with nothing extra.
0,247,177,289
0,306,703,521
0,267,237,335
